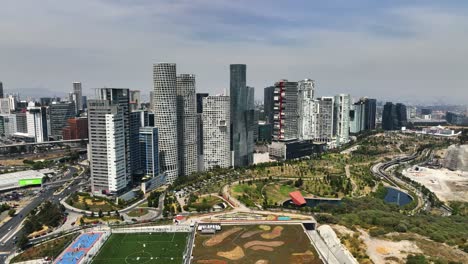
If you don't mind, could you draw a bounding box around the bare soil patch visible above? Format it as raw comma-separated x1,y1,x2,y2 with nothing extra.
261,226,283,239
205,227,242,247
216,246,245,260
244,240,284,249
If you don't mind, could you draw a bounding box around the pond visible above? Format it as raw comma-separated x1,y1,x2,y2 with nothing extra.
384,187,413,206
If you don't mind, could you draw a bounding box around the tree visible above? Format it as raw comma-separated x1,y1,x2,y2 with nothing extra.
80,217,85,226
98,209,103,218
90,211,95,217
18,235,29,250
115,210,120,217
8,209,16,217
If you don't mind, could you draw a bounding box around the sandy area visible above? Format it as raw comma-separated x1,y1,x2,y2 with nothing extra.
205,227,242,247
403,166,468,202
241,230,262,238
250,245,274,251
261,226,283,239
360,229,422,264
217,246,245,260
244,240,284,249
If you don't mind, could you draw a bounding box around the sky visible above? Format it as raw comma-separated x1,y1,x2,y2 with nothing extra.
1,0,468,104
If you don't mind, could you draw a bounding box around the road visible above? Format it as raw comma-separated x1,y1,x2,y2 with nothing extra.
0,165,87,260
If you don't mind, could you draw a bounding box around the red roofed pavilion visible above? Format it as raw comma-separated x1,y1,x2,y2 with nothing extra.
289,191,306,206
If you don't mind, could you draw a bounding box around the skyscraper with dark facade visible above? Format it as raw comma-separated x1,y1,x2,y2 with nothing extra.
196,93,208,171
382,102,407,130
350,98,377,133
0,82,3,98
396,103,408,128
49,101,76,139
230,64,254,167
263,86,275,125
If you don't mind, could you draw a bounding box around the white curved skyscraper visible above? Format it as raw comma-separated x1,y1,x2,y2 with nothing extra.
177,74,198,176
153,63,179,183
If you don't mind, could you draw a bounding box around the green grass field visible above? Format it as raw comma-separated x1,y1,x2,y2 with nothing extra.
91,233,189,264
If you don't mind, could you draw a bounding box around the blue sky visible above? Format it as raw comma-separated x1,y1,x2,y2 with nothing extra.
1,0,468,104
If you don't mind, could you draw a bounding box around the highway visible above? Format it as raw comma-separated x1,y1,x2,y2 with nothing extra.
0,165,87,261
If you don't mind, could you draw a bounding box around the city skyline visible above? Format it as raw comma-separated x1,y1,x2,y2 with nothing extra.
1,1,468,104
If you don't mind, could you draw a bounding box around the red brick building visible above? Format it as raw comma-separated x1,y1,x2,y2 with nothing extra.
62,117,88,140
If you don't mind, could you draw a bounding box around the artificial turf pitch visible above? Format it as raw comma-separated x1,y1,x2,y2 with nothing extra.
91,233,189,264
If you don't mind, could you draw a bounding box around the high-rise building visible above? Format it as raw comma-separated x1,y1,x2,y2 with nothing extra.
0,98,12,114
0,114,17,136
26,105,48,143
315,97,334,142
153,63,179,183
0,82,3,98
297,79,316,140
196,93,209,171
149,91,154,112
129,111,143,176
40,97,52,106
230,64,254,167
350,98,376,133
129,90,141,111
263,86,275,125
333,94,351,144
73,82,83,112
7,95,16,112
62,117,88,140
88,99,127,195
382,102,407,130
176,74,198,176
49,101,76,139
272,80,299,141
396,103,407,128
139,127,159,177
96,88,131,179
15,112,27,133
203,95,231,170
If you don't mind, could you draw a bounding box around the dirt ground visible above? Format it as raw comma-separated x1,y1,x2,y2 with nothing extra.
333,225,468,263
403,166,468,202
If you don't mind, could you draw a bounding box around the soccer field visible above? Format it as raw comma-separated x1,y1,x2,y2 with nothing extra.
91,232,189,264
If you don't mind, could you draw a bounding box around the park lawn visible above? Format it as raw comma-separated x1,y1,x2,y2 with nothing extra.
264,184,310,205
11,233,78,263
67,194,120,212
91,233,189,264
128,208,149,217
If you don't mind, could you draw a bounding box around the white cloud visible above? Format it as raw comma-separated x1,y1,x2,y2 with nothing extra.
0,1,467,104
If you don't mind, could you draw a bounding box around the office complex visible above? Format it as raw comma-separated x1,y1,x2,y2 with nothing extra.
0,98,12,114
129,90,141,111
129,111,143,176
0,114,17,136
16,112,27,133
196,93,209,171
96,88,131,179
382,102,407,130
26,105,48,143
272,80,299,141
177,74,198,176
139,127,159,178
203,95,231,170
88,99,127,194
350,98,376,133
315,97,335,142
49,101,76,139
446,112,468,125
333,94,351,144
297,79,316,140
263,86,275,125
62,117,88,140
230,64,254,167
73,82,83,112
153,63,178,183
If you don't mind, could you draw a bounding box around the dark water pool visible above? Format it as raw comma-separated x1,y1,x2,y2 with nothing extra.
384,187,413,206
